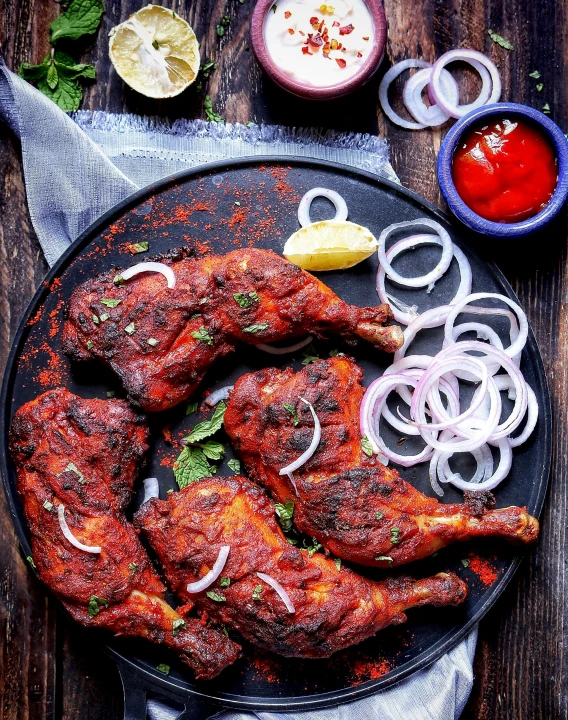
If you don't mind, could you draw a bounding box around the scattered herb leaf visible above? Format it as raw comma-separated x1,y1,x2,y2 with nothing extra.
114,275,124,285
92,314,100,325
536,83,544,92
204,94,224,123
328,349,345,357
99,313,110,322
375,511,384,520
529,70,541,79
185,402,227,443
375,555,393,563
128,562,138,575
174,445,214,489
59,462,86,484
390,527,401,544
271,4,277,11
275,499,294,532
242,322,269,333
156,663,170,675
86,340,94,350
361,435,373,457
43,500,54,511
206,590,227,602
227,458,241,474
334,557,342,571
26,555,37,570
106,391,115,398
186,401,199,415
252,584,263,601
283,402,299,426
488,29,514,50
101,298,121,308
124,322,135,335
129,241,149,254
219,577,231,588
461,558,470,568
147,337,159,346
88,595,109,618
49,0,105,43
191,326,213,345
543,103,551,114
172,618,186,636
303,536,323,557
301,353,319,365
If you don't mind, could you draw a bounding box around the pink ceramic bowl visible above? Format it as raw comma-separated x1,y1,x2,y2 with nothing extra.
250,0,387,100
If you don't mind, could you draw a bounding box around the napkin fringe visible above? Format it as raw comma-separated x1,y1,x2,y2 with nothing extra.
72,110,391,160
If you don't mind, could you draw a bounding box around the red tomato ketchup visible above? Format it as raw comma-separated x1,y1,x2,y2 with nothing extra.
451,118,558,223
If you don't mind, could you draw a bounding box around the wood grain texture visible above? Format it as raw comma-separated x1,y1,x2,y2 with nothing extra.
0,0,566,717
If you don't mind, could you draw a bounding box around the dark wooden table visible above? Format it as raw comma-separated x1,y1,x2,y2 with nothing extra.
1,0,566,717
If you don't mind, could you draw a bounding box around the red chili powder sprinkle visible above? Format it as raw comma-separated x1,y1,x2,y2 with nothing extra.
467,553,498,586
250,654,280,684
162,426,172,444
349,657,392,685
228,207,247,229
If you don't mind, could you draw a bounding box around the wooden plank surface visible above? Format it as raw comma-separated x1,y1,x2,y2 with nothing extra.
0,0,566,717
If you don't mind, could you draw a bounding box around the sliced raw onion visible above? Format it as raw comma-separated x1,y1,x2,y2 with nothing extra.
279,398,321,475
377,234,472,324
443,293,527,360
378,59,431,130
256,336,313,355
298,188,348,228
403,67,458,127
120,262,176,289
256,572,295,613
143,477,159,504
444,438,512,492
205,386,234,406
378,220,453,289
58,505,102,554
429,49,501,119
186,545,230,594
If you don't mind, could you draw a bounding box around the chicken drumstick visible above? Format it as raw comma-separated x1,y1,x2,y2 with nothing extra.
223,357,539,568
62,248,403,412
9,389,240,679
135,475,467,658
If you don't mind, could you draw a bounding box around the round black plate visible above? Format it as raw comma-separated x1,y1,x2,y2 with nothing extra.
0,157,551,712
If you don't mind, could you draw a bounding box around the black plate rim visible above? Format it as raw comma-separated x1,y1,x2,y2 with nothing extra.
0,155,552,711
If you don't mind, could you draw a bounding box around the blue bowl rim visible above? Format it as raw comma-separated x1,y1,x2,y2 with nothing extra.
437,102,568,238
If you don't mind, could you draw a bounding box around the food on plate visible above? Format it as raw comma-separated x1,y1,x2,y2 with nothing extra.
223,356,539,567
62,247,403,412
452,117,558,222
109,5,200,99
135,474,468,657
379,49,501,130
283,219,378,270
263,0,374,87
9,389,240,679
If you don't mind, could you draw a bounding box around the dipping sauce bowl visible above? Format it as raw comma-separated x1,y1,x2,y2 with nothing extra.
250,0,387,100
437,102,568,238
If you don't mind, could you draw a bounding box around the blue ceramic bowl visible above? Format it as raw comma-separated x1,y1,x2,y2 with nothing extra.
437,102,568,238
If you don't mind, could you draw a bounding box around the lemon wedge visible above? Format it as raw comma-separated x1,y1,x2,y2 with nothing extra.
283,220,378,271
109,5,200,99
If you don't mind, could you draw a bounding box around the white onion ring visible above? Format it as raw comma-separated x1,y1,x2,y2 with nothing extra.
186,546,230,594
430,49,501,119
298,188,348,228
444,293,528,361
58,505,102,554
256,336,313,355
444,438,512,492
378,59,431,130
143,477,159,504
377,235,472,324
205,386,234,406
256,572,295,613
403,67,458,126
378,220,453,289
279,398,321,475
120,262,176,289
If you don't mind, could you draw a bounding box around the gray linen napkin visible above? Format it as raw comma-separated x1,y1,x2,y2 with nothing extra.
0,57,477,720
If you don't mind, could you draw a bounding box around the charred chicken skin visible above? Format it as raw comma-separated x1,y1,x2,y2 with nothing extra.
62,248,403,412
135,475,467,658
9,389,240,679
224,357,540,568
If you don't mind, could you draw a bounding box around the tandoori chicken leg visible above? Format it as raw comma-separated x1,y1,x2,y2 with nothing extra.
223,357,539,568
62,248,403,412
9,389,240,679
135,475,467,658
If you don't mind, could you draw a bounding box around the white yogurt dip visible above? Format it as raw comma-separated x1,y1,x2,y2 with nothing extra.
263,0,374,88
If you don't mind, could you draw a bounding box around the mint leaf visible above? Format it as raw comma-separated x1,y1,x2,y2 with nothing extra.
219,577,231,588
204,94,224,123
206,590,226,602
54,51,96,80
37,74,83,111
301,352,319,365
303,536,323,557
390,527,401,544
334,557,341,571
252,585,262,601
19,55,51,82
124,322,135,335
172,618,186,636
186,401,198,415
275,499,294,532
101,298,121,308
156,663,170,675
46,63,58,90
529,70,541,79
88,595,109,618
201,440,225,461
185,401,226,443
375,555,393,563
227,458,241,474
50,0,104,43
174,445,213,489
